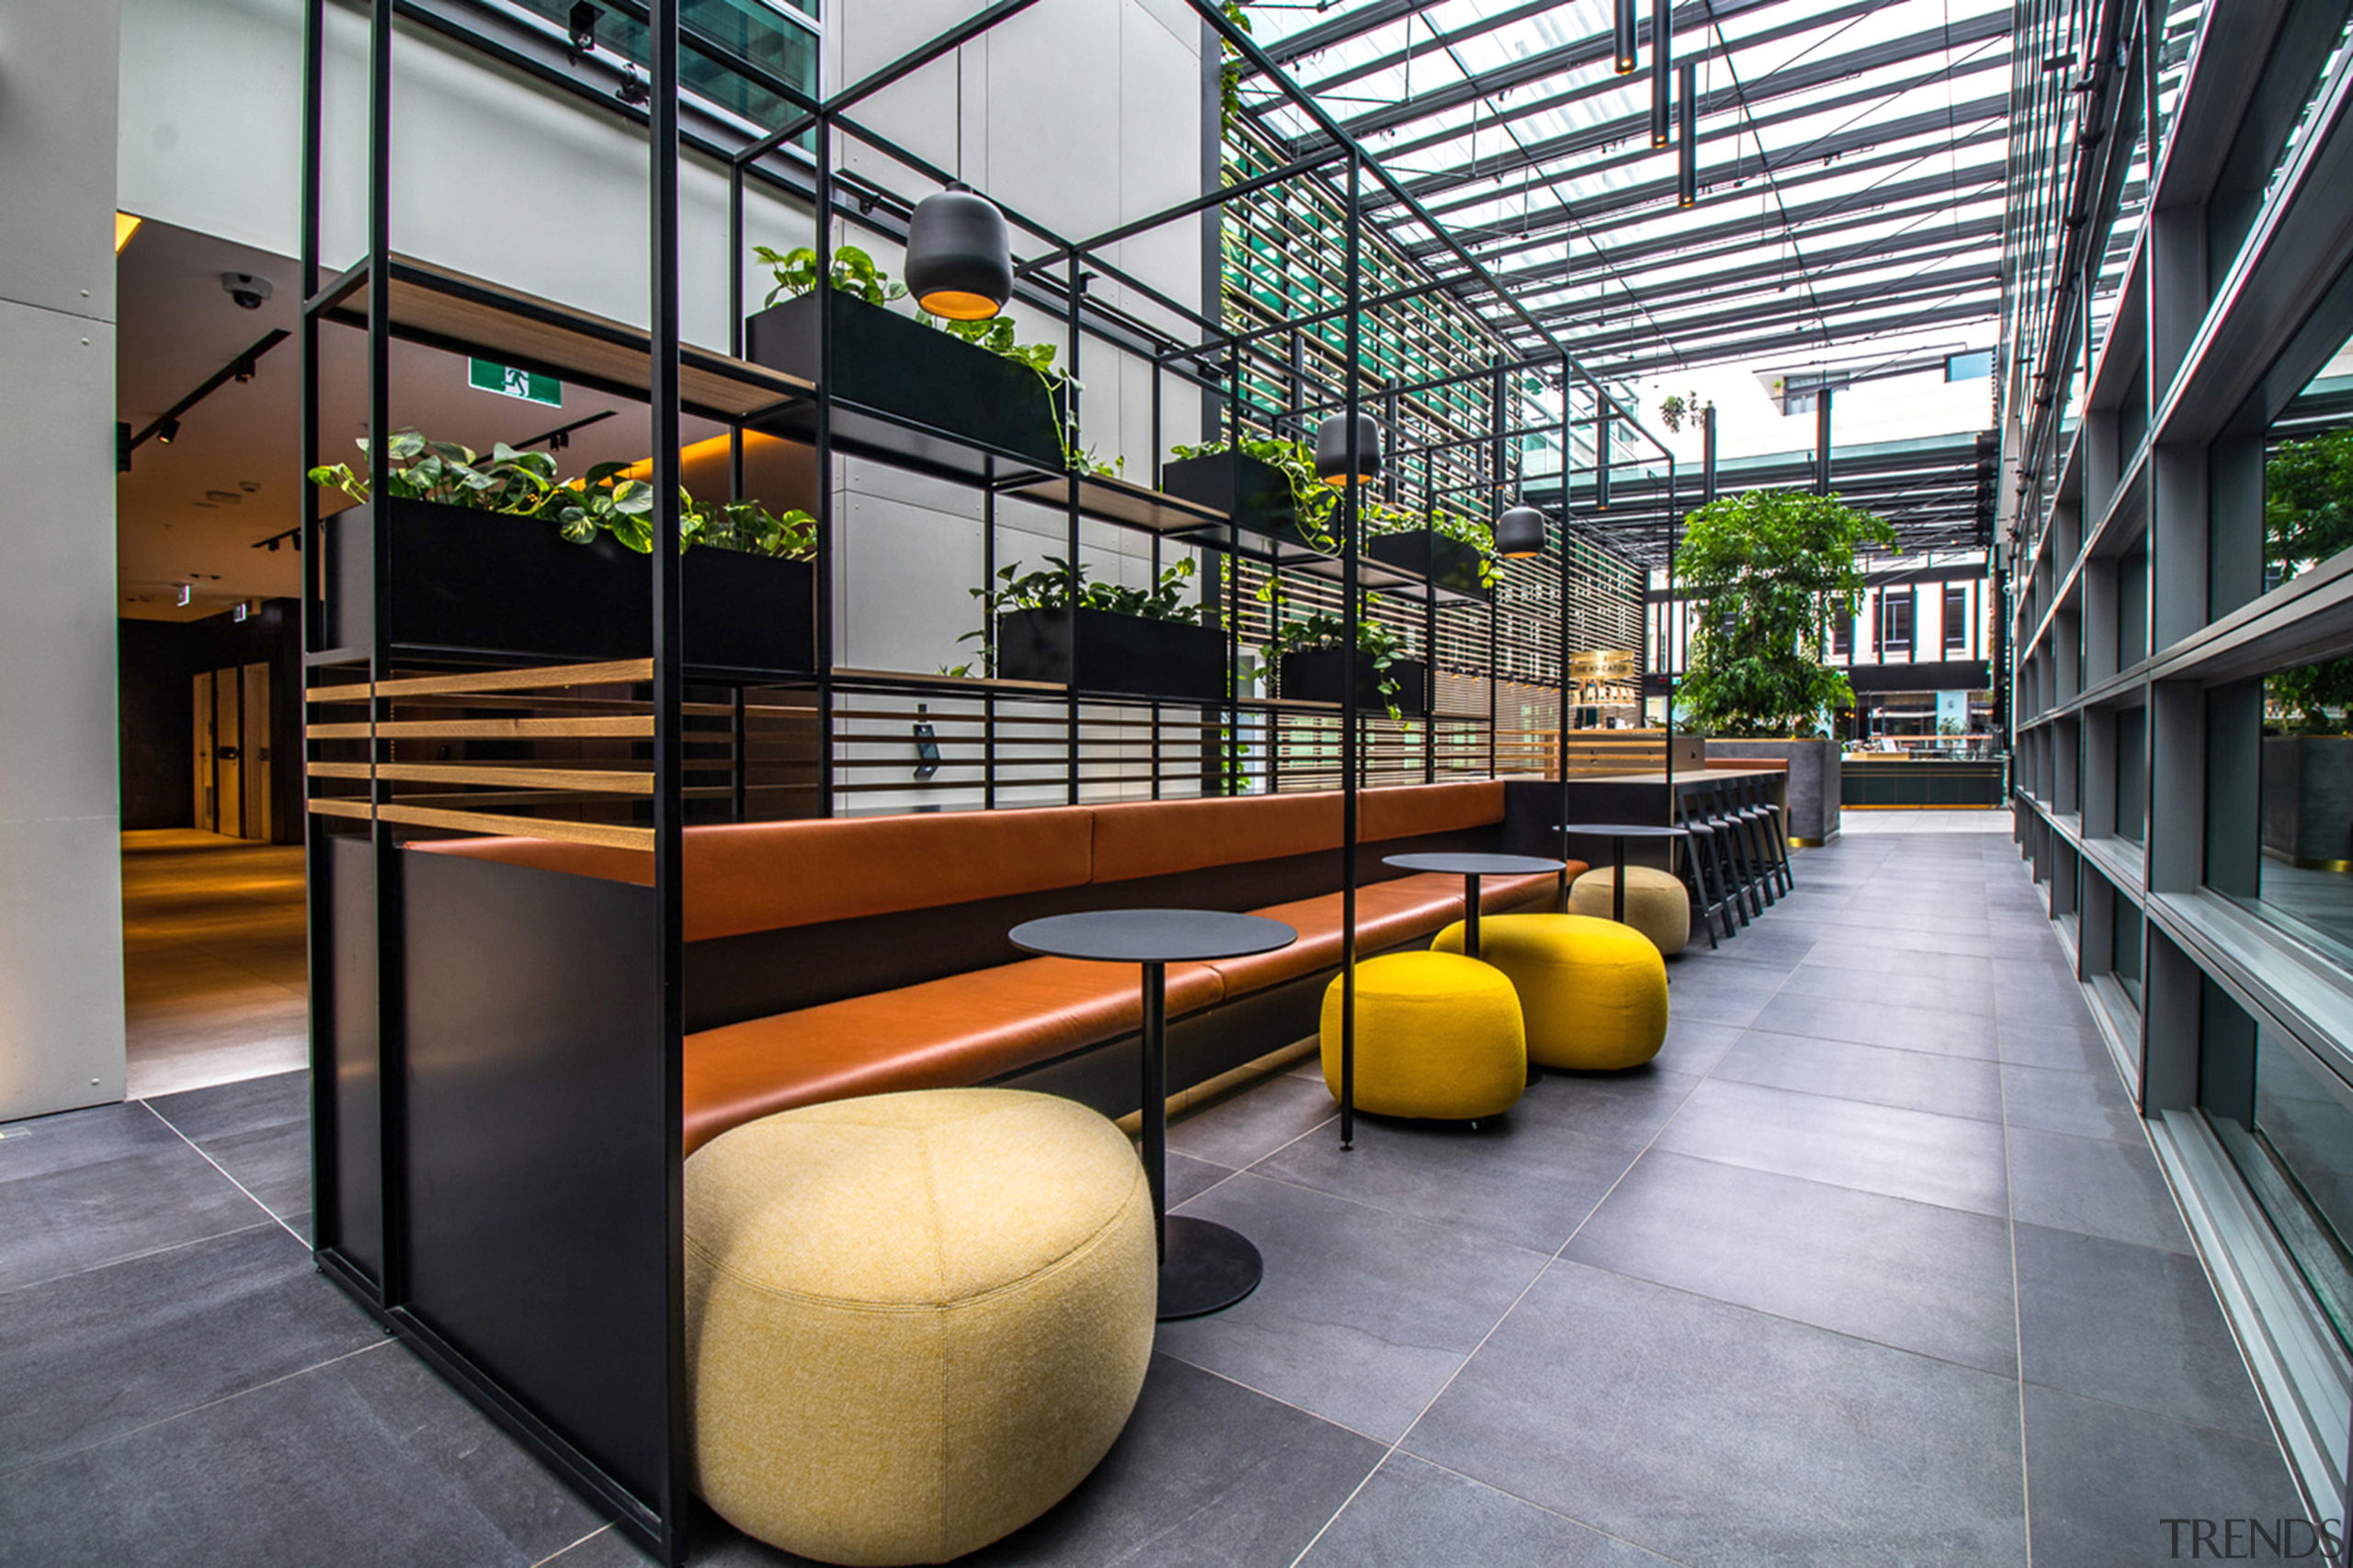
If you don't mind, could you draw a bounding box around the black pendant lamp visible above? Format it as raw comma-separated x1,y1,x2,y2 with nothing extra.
906,182,1012,322
1496,504,1547,559
1314,412,1382,486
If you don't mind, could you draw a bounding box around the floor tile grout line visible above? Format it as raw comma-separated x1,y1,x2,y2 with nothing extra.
1547,1249,2023,1383
2005,1066,2036,1568
0,1339,388,1483
1146,1351,1392,1449
1397,1454,1707,1568
1285,1009,1739,1568
0,1214,281,1301
532,1522,614,1566
138,1098,310,1247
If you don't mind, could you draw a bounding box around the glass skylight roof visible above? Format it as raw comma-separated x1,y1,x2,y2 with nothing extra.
1238,0,2016,393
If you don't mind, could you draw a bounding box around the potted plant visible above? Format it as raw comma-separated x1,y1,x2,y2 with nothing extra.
1161,434,1330,554
1364,502,1494,597
964,555,1226,703
308,431,817,675
1266,603,1427,719
1674,486,1894,844
743,244,1069,472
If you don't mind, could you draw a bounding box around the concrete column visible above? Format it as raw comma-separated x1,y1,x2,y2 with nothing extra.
0,0,129,1119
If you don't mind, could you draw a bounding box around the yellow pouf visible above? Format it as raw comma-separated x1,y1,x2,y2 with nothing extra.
1434,914,1667,1071
1571,864,1692,957
686,1089,1156,1566
1319,950,1526,1119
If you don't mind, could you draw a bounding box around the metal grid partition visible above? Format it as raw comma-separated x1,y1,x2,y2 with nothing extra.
294,3,1694,1558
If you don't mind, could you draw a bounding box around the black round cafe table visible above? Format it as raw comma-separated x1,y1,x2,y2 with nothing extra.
1555,823,1688,922
1010,909,1296,1320
1381,852,1566,960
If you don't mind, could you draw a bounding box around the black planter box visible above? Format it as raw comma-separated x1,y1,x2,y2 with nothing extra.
1279,649,1431,716
1159,451,1324,552
995,608,1227,703
322,499,814,676
1367,528,1489,598
745,290,1066,472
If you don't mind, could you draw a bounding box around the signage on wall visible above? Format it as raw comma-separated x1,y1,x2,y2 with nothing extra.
468,358,562,406
1938,689,1970,732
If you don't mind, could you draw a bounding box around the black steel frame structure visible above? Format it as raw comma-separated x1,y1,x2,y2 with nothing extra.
296,3,1685,1560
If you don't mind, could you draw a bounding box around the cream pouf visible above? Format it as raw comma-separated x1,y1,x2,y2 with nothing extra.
685,1089,1156,1565
1571,864,1692,956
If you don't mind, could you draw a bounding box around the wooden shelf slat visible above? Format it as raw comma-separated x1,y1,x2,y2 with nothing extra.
373,803,654,851
307,658,655,702
322,256,810,422
1000,473,1230,534
309,761,656,794
307,715,656,741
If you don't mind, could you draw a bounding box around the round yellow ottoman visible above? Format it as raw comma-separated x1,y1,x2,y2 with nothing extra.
1433,914,1667,1071
1571,865,1691,957
685,1089,1156,1565
1319,950,1525,1119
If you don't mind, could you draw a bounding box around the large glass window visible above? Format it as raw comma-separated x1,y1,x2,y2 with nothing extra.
2210,655,2353,962
2200,978,2353,1358
2116,704,2147,844
1880,589,1914,659
511,0,821,127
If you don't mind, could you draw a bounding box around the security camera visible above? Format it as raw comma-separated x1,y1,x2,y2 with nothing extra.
222,272,274,311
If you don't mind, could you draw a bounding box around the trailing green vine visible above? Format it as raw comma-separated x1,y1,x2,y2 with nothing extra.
754,244,1120,476
943,556,1206,677
307,431,815,558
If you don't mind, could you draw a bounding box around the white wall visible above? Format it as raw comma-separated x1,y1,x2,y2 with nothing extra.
0,0,131,1117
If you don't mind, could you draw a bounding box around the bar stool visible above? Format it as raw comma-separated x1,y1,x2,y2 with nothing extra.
1672,781,1745,942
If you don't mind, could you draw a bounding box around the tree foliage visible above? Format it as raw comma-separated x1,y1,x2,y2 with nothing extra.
1673,487,1893,737
2267,428,2353,732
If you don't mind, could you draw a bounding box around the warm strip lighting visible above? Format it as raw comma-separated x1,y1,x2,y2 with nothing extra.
114,213,142,253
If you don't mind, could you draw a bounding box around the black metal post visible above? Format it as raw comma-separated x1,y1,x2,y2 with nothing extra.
1140,961,1167,1259
1597,404,1613,511
1558,358,1574,861
1339,149,1361,1152
1816,384,1834,494
364,0,404,1314
813,119,837,815
1066,255,1085,805
647,4,689,1560
1701,401,1717,502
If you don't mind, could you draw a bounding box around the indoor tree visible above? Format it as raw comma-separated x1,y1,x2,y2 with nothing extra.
1672,486,1893,736
2265,427,2353,732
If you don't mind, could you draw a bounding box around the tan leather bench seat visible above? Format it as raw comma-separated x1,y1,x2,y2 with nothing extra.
679,868,1570,1153
685,958,1225,1154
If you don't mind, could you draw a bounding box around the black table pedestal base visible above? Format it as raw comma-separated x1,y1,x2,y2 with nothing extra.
1157,1215,1263,1320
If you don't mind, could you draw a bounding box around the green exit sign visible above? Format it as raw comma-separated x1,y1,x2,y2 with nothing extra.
468,358,562,406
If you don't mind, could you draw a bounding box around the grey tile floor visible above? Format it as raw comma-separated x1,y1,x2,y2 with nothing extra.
0,834,2314,1566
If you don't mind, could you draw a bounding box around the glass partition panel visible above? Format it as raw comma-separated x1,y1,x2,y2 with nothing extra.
2200,977,2353,1358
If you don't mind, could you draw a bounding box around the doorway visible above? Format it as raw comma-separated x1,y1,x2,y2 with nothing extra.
192,661,272,840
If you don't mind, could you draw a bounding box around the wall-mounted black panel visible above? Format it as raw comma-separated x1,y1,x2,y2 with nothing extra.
321,829,384,1284
398,849,668,1511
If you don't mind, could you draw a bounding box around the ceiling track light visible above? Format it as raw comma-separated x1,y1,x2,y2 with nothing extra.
1650,0,1672,148
156,416,180,444
1614,0,1639,74
1314,412,1383,488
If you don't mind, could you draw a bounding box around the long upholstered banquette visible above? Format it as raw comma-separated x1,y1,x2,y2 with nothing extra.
414,779,1575,1153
